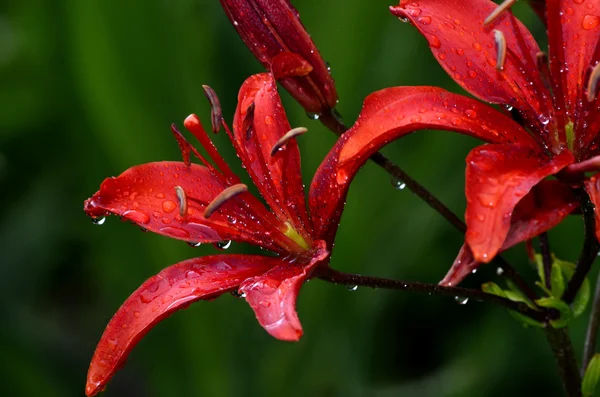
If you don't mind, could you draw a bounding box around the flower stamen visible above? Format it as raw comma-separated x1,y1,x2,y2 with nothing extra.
493,30,507,71
174,186,187,218
243,102,255,140
587,63,600,102
484,0,516,26
204,184,248,219
270,127,308,157
202,85,222,134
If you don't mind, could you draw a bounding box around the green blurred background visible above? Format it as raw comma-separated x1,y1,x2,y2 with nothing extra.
1,1,595,396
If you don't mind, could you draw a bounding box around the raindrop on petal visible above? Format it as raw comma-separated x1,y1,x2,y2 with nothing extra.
231,290,246,298
214,240,232,250
306,112,320,120
91,217,106,225
187,241,202,247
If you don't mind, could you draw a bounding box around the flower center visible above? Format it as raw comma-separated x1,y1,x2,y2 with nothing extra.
283,221,310,251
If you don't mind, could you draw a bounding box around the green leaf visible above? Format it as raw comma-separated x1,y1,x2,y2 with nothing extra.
505,280,536,308
551,260,566,298
507,310,545,328
534,254,545,285
582,354,600,397
481,282,505,297
572,276,591,318
535,297,572,328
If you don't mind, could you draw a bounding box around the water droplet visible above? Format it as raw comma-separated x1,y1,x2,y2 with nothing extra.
259,300,271,307
391,176,406,190
454,296,469,305
397,15,410,23
187,241,202,247
162,200,177,213
214,240,232,250
471,269,477,274
91,216,106,225
430,35,441,48
582,15,600,30
264,115,273,125
123,210,150,224
231,290,246,298
336,169,349,185
496,267,504,275
326,61,331,72
465,109,477,118
346,284,358,291
418,16,431,25
306,112,320,120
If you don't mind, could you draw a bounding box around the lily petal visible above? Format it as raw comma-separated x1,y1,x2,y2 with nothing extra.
390,0,551,131
85,255,276,396
310,86,535,244
441,180,578,286
219,0,337,113
84,162,289,253
465,144,574,262
584,173,600,242
240,241,329,341
546,0,600,125
233,73,313,240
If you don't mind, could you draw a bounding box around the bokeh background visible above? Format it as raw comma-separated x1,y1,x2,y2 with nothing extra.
1,1,596,396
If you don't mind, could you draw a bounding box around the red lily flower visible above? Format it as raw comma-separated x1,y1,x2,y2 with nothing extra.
83,72,348,396
377,0,600,284
219,0,337,114
311,0,600,287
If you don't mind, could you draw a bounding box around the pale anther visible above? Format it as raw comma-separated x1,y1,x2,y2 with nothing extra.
587,63,600,102
493,30,507,71
204,184,248,219
174,186,187,217
483,0,516,26
270,127,308,157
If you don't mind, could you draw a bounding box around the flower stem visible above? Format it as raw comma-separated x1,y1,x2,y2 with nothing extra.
562,189,599,304
316,267,551,323
319,108,538,303
540,232,552,290
582,270,600,376
544,328,582,397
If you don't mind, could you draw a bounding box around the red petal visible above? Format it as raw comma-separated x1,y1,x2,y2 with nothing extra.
585,174,600,242
239,241,329,341
85,254,276,396
233,73,313,240
390,0,552,132
271,52,313,80
309,87,535,244
465,144,573,262
219,0,337,112
441,180,578,286
546,0,600,125
84,162,289,253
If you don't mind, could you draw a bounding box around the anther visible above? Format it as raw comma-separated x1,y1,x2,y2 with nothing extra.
242,102,255,140
204,184,248,219
493,30,507,71
587,63,600,102
202,85,222,134
270,127,308,157
484,0,516,26
174,186,188,218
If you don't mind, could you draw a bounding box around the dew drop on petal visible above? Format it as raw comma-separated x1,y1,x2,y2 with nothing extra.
91,216,106,225
123,210,150,224
582,15,600,30
231,290,246,298
162,200,177,213
336,169,349,185
187,241,202,247
213,240,232,250
306,112,320,120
